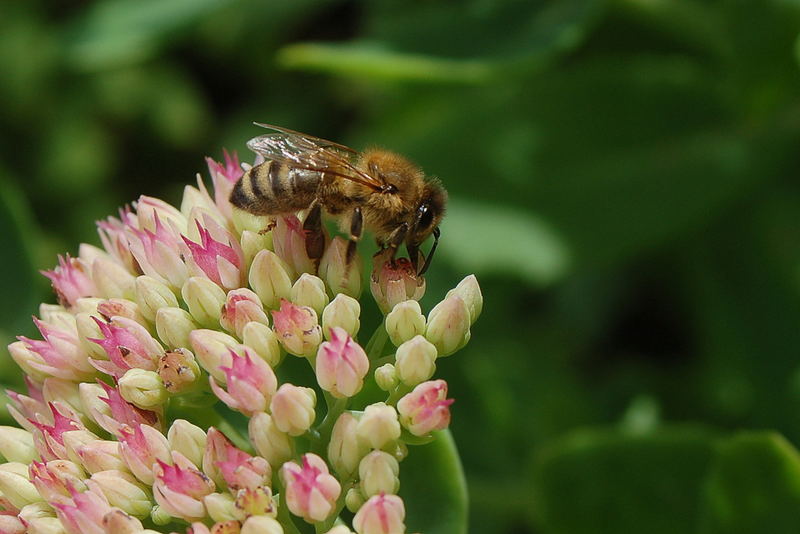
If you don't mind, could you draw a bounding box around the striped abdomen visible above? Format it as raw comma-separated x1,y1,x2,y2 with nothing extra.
230,161,321,215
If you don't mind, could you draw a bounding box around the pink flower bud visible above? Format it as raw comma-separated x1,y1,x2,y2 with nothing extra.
28,402,87,461
182,220,244,291
270,384,316,437
272,215,317,278
29,460,87,505
280,453,341,523
209,348,277,416
136,195,186,234
319,236,362,299
370,252,425,314
88,316,163,379
219,289,269,338
316,327,369,398
352,493,405,534
396,380,454,436
94,382,160,437
424,295,470,357
97,210,139,274
118,424,172,485
153,451,215,522
271,299,322,358
41,255,96,308
0,515,25,534
206,150,243,218
18,318,95,382
128,212,188,290
52,485,113,534
203,428,271,491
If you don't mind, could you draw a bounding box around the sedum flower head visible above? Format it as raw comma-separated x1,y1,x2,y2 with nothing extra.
1,149,482,533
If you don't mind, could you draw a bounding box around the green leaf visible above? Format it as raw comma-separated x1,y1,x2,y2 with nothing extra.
700,432,800,534
277,42,495,84
533,426,718,534
401,429,468,534
439,198,571,286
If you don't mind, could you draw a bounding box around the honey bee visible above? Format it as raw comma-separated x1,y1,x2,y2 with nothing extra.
230,123,447,274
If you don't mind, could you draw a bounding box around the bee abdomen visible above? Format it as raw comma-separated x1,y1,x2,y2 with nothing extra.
230,161,320,215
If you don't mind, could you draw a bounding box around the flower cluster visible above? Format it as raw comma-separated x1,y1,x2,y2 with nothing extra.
0,150,482,534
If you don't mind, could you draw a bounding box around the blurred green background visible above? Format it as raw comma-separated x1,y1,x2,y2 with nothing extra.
5,0,800,532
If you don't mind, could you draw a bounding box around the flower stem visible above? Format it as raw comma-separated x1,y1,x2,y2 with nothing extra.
278,486,302,534
364,319,388,361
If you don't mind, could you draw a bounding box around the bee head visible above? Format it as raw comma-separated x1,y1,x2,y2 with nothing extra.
407,180,447,274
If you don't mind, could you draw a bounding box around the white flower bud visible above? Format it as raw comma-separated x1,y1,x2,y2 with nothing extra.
385,300,426,347
359,451,400,497
155,307,198,349
322,294,361,339
394,335,437,387
345,487,365,513
445,274,482,324
0,426,36,464
168,419,207,468
291,273,330,316
249,250,292,309
374,364,398,392
239,229,273,268
242,321,282,368
182,276,227,328
204,492,240,522
356,403,401,451
0,462,43,508
92,257,136,300
88,470,152,518
135,275,179,323
119,369,168,409
248,413,293,468
270,384,316,436
241,515,284,534
425,294,471,357
328,413,367,478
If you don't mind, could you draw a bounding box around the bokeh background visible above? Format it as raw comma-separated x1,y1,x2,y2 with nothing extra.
4,0,800,533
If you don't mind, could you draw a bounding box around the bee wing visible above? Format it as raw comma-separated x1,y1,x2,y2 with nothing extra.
249,124,384,191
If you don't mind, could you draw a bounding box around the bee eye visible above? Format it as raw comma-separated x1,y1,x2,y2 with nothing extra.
417,205,434,231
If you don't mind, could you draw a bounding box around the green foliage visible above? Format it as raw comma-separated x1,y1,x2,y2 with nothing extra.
4,0,800,532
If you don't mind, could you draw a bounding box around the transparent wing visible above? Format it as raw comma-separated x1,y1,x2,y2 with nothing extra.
247,124,383,191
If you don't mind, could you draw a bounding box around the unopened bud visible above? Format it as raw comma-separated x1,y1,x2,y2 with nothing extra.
158,348,202,394
7,341,49,383
92,257,136,300
101,509,146,534
385,300,426,347
242,322,282,368
291,274,330,316
168,419,207,468
370,251,425,314
220,288,269,339
316,327,369,398
182,277,227,328
397,380,454,436
271,300,323,358
119,369,168,409
239,229,272,268
72,439,127,474
24,517,65,534
394,335,437,387
0,514,25,534
0,426,36,464
270,384,316,436
89,470,152,518
328,412,368,478
0,462,43,508
135,276,179,323
359,451,400,497
319,236,363,299
374,364,398,392
155,307,198,350
321,294,361,339
353,493,406,534
356,403,401,451
249,250,292,310
189,329,239,381
204,492,240,523
96,298,147,324
241,515,284,534
445,274,482,324
280,453,340,523
345,487,365,514
248,413,292,468
425,295,470,357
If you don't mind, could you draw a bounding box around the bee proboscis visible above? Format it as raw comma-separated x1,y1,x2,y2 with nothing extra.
230,123,447,274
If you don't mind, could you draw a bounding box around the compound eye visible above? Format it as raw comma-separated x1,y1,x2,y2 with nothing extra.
417,204,434,231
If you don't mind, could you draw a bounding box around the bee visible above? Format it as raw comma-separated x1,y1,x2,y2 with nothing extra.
230,123,446,275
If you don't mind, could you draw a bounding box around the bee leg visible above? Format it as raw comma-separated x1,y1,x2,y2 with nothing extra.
406,243,421,272
346,207,363,267
385,223,410,267
302,200,325,272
